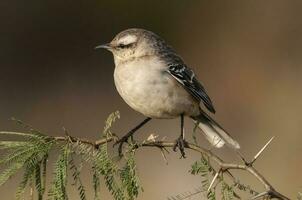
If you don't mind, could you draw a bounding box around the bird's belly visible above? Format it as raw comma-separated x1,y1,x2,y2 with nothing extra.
114,63,199,118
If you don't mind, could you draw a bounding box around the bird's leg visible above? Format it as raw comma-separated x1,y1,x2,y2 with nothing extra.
173,114,187,158
114,117,151,156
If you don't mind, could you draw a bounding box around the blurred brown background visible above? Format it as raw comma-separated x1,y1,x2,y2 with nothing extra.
1,0,302,199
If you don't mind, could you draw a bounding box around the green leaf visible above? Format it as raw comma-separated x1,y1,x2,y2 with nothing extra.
0,162,23,186
221,182,234,200
0,141,28,150
48,145,70,200
92,163,101,200
189,157,214,198
103,111,120,137
120,150,141,200
69,155,86,200
73,112,125,200
15,162,36,199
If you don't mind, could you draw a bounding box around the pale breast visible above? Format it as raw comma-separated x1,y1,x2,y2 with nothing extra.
114,57,200,118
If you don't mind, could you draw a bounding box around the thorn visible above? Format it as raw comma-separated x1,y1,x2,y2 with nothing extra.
162,146,170,154
63,127,74,143
250,136,274,166
225,170,235,179
208,170,220,192
235,150,249,165
63,127,69,136
251,191,268,200
160,147,168,165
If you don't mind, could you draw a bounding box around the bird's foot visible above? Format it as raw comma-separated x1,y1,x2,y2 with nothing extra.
173,136,188,158
114,135,135,157
113,136,129,157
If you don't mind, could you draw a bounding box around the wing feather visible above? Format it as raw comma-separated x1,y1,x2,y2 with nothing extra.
167,64,216,113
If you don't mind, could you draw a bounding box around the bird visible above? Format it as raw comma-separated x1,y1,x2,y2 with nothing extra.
95,28,240,157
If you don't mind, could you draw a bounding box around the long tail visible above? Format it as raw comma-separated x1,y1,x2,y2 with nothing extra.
191,110,240,149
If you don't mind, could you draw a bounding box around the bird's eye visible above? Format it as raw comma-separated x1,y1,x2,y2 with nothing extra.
117,43,133,49
118,44,126,48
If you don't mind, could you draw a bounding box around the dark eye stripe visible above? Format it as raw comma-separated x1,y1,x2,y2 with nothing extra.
117,43,133,49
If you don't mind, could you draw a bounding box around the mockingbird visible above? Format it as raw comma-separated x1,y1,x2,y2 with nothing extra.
96,28,240,157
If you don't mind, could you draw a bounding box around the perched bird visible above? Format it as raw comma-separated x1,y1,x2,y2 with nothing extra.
96,28,240,157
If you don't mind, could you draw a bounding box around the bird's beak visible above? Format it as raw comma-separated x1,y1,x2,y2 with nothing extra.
94,43,112,50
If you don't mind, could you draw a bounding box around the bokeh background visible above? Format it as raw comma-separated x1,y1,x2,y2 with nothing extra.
1,0,302,199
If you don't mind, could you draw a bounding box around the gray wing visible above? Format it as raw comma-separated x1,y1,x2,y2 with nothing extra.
167,63,216,113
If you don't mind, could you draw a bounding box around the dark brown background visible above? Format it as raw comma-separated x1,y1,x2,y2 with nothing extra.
0,0,302,199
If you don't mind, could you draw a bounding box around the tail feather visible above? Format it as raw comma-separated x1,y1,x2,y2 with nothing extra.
191,111,240,149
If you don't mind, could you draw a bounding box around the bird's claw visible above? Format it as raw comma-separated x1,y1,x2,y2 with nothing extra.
113,136,128,157
114,135,136,157
173,136,187,158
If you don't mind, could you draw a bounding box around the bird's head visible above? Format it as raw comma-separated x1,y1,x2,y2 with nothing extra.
95,28,164,65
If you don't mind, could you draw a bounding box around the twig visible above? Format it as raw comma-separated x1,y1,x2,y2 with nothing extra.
159,147,169,165
208,170,220,192
53,135,289,200
251,191,269,200
249,137,274,166
53,135,116,148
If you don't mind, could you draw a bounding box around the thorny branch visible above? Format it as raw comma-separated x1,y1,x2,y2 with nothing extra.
53,135,289,200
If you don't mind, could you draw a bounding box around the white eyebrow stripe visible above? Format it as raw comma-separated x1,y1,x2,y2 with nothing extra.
119,35,137,45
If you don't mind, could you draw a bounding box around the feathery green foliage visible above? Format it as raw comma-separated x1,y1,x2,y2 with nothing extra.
48,145,70,200
233,180,258,196
40,154,48,198
71,111,141,200
190,156,213,192
93,144,124,200
170,156,238,200
0,162,23,186
34,158,44,200
69,154,86,200
72,111,125,199
190,156,216,200
167,187,208,200
92,163,101,200
2,115,232,200
120,149,142,200
104,111,120,138
0,126,54,199
0,112,290,200
221,181,234,200
15,162,36,199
